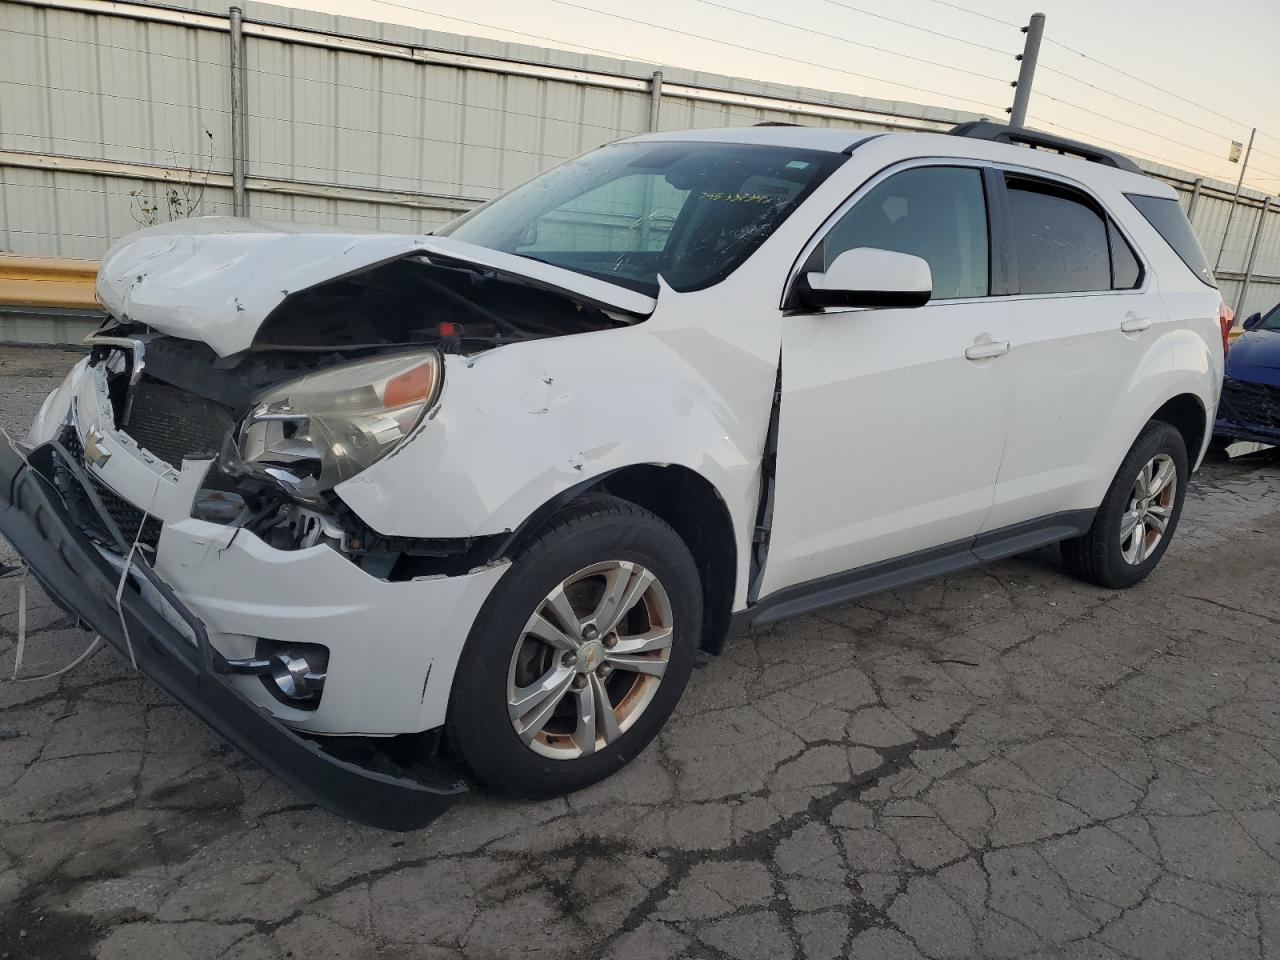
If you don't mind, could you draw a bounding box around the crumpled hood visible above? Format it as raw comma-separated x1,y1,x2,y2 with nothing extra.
1225,328,1280,387
96,217,657,356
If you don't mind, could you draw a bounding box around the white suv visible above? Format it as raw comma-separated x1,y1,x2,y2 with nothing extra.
2,122,1226,828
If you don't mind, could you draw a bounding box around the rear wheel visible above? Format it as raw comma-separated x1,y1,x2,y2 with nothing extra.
1061,421,1188,588
447,495,701,798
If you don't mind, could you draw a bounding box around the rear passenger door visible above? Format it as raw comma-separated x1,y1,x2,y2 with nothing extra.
983,172,1159,532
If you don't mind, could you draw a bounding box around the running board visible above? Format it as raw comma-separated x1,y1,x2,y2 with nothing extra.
736,509,1095,631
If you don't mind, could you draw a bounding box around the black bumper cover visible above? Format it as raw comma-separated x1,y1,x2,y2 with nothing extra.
0,439,466,830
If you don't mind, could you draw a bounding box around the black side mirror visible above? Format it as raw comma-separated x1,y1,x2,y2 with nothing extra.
1242,312,1264,331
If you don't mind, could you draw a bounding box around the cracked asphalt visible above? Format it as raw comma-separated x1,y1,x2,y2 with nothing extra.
3,344,1280,960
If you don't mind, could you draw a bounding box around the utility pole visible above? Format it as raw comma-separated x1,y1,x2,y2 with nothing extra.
1008,12,1045,128
648,70,663,132
1236,196,1272,318
229,5,249,217
1215,127,1256,271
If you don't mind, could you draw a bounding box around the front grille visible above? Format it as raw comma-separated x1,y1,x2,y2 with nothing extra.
57,427,163,550
125,380,236,468
1220,378,1280,433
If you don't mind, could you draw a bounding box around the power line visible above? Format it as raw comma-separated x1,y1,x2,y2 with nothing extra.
692,0,1010,84
1032,86,1245,165
1037,61,1239,143
541,0,1007,113
363,0,659,64
806,0,1016,57
1041,35,1255,133
912,0,1020,28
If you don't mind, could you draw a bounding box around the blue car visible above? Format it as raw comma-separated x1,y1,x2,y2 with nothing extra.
1216,301,1280,446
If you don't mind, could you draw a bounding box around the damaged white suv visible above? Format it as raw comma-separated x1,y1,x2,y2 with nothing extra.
1,122,1226,828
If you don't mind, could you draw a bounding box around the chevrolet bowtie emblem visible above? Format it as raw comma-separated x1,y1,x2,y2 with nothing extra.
82,426,111,467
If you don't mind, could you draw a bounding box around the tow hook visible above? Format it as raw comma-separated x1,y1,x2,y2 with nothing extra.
224,649,327,702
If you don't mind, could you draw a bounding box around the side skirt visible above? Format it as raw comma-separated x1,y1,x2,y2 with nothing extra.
730,509,1095,634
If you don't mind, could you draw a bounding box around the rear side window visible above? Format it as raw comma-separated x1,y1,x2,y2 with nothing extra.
1108,220,1142,289
820,166,989,299
1007,178,1110,294
1126,194,1217,288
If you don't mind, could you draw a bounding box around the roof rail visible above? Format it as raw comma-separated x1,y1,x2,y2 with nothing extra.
949,120,1143,176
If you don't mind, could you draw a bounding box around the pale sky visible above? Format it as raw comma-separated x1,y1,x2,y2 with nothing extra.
280,0,1280,193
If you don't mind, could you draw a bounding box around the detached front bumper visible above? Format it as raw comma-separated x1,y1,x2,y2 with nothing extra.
0,438,466,830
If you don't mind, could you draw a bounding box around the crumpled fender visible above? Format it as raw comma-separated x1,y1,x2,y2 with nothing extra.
335,283,779,609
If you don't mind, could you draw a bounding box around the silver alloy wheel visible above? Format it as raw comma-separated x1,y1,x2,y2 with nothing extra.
506,560,674,760
1120,453,1177,565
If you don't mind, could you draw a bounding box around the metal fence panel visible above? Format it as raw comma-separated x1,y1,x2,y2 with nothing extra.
0,0,1276,326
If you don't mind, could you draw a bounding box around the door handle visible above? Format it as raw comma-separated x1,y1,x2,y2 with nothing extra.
965,339,1011,360
1120,313,1152,334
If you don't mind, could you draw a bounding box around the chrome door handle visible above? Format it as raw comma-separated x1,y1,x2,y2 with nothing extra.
1120,314,1152,333
965,340,1011,360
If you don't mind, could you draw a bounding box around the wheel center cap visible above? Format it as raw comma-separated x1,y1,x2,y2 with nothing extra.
576,640,605,673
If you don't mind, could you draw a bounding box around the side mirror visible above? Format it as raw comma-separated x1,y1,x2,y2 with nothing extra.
1242,312,1264,331
793,248,932,311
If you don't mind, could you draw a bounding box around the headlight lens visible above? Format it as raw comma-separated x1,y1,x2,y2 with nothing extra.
238,350,441,497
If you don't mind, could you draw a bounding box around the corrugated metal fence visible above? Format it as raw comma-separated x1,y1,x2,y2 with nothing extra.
2,0,1278,332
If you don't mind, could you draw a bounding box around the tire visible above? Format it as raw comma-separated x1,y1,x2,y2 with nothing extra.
447,494,702,798
1060,420,1188,589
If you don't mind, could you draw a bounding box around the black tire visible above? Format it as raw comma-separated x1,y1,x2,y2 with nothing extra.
1060,420,1188,589
447,494,701,798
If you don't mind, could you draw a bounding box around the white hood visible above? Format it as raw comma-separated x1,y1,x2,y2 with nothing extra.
96,217,657,356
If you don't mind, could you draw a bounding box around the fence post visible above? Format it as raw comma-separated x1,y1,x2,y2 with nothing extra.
648,70,663,132
1186,177,1203,224
1008,13,1044,128
1236,196,1272,318
1214,127,1255,271
229,6,249,216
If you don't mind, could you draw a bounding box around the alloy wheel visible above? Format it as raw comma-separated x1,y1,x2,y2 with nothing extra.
506,560,673,759
1120,453,1177,565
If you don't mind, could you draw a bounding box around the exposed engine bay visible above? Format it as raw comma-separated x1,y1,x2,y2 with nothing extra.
77,254,636,579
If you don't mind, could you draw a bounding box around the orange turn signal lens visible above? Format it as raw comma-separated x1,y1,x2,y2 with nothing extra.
383,361,436,408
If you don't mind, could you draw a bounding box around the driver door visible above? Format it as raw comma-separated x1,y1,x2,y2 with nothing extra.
757,163,1015,599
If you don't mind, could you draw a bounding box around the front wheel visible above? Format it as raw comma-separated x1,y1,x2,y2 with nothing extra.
1060,420,1188,589
447,495,701,798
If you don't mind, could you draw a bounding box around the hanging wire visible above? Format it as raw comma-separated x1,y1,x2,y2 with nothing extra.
1041,35,1253,132
912,0,1020,28
810,0,1016,56
539,0,1007,112
1036,62,1240,143
691,0,1012,82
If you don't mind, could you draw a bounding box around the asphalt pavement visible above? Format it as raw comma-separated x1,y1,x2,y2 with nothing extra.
3,345,1280,960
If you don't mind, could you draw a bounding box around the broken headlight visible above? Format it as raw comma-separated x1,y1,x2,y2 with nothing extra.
238,350,441,497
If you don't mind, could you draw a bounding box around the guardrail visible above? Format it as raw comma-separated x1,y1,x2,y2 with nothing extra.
0,255,102,345
0,255,99,309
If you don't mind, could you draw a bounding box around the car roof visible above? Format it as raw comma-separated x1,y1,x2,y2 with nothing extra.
619,125,1169,196
621,126,876,153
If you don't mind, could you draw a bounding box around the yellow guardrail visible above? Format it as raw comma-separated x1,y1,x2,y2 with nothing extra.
0,254,99,310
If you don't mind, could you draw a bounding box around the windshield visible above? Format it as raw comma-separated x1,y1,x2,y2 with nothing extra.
438,141,844,297
1260,303,1280,332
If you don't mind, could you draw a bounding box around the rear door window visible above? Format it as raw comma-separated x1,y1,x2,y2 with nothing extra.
1126,193,1218,288
1007,177,1111,294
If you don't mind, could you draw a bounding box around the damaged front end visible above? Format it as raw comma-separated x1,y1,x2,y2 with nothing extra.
7,223,655,828
77,237,642,575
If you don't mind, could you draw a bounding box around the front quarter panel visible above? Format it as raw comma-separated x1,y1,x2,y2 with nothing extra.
335,291,779,609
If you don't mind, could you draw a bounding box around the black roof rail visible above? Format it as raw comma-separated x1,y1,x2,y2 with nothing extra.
949,120,1143,176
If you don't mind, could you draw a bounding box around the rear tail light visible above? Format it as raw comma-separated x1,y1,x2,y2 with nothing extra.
1219,302,1235,354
